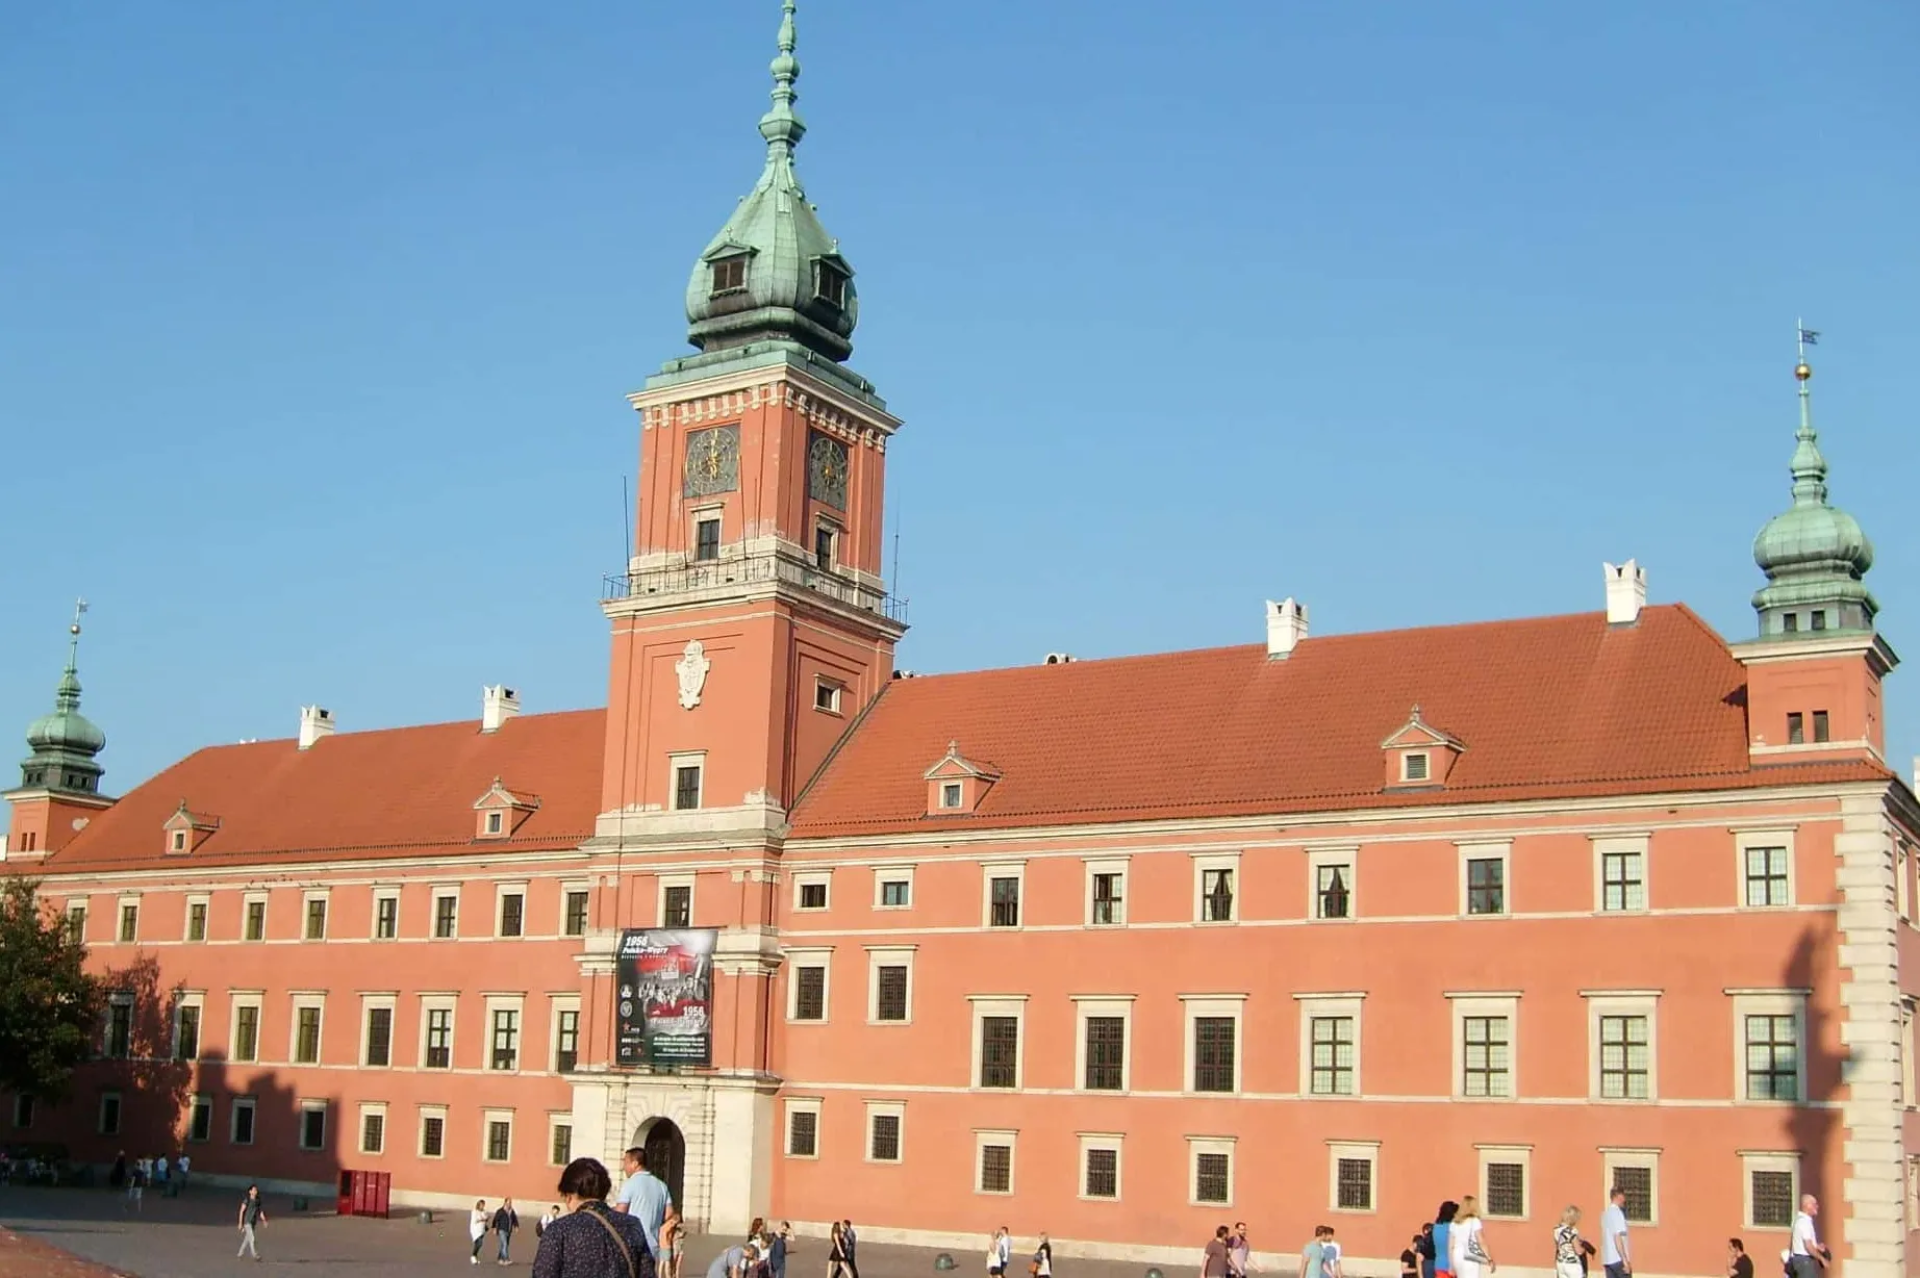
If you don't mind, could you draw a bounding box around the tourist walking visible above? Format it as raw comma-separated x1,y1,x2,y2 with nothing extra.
1033,1232,1053,1278
829,1222,851,1278
1433,1204,1459,1278
1789,1196,1829,1278
1729,1238,1754,1278
495,1197,521,1264
1228,1224,1250,1278
769,1221,791,1278
124,1158,144,1212
1554,1207,1585,1278
614,1147,674,1258
1323,1228,1345,1278
1204,1226,1233,1278
528,1157,655,1278
1600,1188,1631,1278
237,1185,267,1261
1300,1227,1328,1278
842,1220,861,1278
472,1200,492,1265
175,1152,191,1195
153,1154,169,1198
989,1227,1012,1278
109,1151,127,1190
1402,1234,1422,1278
1451,1198,1492,1278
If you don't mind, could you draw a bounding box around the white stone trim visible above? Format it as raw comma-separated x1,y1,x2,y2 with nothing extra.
864,1099,905,1164
969,996,1028,1090
547,1113,574,1167
667,751,706,811
1187,1135,1237,1207
484,995,526,1073
1328,1139,1381,1213
418,993,457,1069
371,887,401,940
792,869,833,913
1458,840,1512,917
358,993,397,1068
1477,1143,1532,1221
548,994,581,1073
1072,996,1135,1093
1599,1146,1661,1225
418,1104,449,1158
1308,845,1358,920
430,885,460,939
1739,1150,1801,1231
1192,851,1241,924
1734,827,1797,908
481,1108,514,1163
182,892,210,941
228,991,263,1063
657,873,695,927
974,1128,1017,1196
1182,995,1247,1095
1078,1132,1124,1201
1584,991,1659,1101
872,865,914,910
300,889,330,940
357,1101,387,1156
981,861,1027,929
288,993,326,1065
1452,995,1519,1100
493,881,529,938
1729,990,1808,1103
866,946,915,1025
1593,834,1650,913
1297,994,1365,1097
784,1096,821,1159
1085,856,1130,926
784,947,833,1023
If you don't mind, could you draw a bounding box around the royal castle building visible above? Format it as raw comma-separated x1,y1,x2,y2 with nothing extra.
5,6,1918,1276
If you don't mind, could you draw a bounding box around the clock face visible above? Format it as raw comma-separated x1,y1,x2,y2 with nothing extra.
682,425,740,498
808,433,849,510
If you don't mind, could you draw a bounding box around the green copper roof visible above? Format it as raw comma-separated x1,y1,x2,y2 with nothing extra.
682,0,859,363
1751,361,1876,633
15,617,107,797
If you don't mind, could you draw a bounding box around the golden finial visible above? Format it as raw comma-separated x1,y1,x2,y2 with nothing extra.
1795,319,1818,382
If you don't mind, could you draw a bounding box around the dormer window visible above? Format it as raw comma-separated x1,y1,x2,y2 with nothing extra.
941,782,962,810
710,254,748,295
170,831,187,853
472,777,541,840
164,803,221,855
924,741,1001,817
1381,705,1464,790
814,260,849,310
486,812,504,835
1403,752,1430,783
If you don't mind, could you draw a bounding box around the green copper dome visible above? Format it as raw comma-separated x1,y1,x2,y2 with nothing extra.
1751,362,1877,636
13,616,108,797
26,668,107,756
683,0,859,363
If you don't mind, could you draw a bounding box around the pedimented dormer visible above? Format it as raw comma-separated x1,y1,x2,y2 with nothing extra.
473,776,541,840
924,741,1001,817
163,801,220,855
1381,705,1465,789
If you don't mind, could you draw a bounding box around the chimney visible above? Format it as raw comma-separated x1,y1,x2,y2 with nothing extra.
1266,598,1309,659
482,685,521,733
298,706,334,750
1604,560,1647,626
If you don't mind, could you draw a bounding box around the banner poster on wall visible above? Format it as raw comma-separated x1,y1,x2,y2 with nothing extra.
615,929,717,1067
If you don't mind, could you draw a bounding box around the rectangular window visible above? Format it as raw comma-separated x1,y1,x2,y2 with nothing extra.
420,1113,446,1157
1466,858,1505,915
1085,1147,1119,1199
1784,613,1800,634
118,904,138,943
1310,1017,1356,1096
793,967,827,1021
64,903,86,943
555,1009,580,1072
564,889,590,936
233,1005,260,1063
788,1109,818,1157
979,1142,1012,1194
988,875,1020,927
105,998,132,1058
940,781,962,808
1085,1017,1126,1090
814,525,836,571
361,1110,385,1155
798,881,829,911
869,1112,901,1162
662,884,692,927
1202,869,1235,922
1315,864,1352,919
244,898,266,941
550,1121,573,1167
1462,1016,1511,1097
176,1004,201,1060
186,901,208,942
1597,1014,1650,1099
875,966,909,1022
1811,610,1828,631
434,893,458,938
1193,1017,1237,1093
879,877,911,907
1091,871,1124,925
188,1095,212,1143
365,1007,393,1067
10,1094,33,1129
711,256,746,293
1787,712,1805,745
1336,1156,1374,1211
1484,1161,1526,1218
426,1009,453,1069
374,894,399,939
979,1016,1020,1088
814,680,841,713
304,897,327,940
1812,710,1830,743
231,1097,256,1145
694,517,721,562
1751,1170,1795,1228
1745,1014,1799,1100
487,811,505,835
1195,1152,1232,1205
98,1093,122,1136
1613,1163,1654,1225
294,1006,322,1064
673,763,703,811
1404,752,1431,781
1745,846,1791,906
490,1008,520,1071
1601,850,1645,911
499,892,524,938
299,1104,327,1151
486,1118,512,1162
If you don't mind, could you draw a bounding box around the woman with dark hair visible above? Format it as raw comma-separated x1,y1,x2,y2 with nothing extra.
532,1158,656,1278
1433,1202,1460,1278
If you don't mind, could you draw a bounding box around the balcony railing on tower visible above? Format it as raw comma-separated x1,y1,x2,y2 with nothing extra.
602,550,907,624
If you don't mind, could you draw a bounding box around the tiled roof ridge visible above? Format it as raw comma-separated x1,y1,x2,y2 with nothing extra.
170,705,606,760
42,830,596,871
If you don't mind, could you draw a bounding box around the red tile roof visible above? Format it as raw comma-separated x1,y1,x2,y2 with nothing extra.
43,709,604,872
787,605,1891,837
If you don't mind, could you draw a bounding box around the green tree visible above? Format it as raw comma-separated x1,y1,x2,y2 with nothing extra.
0,875,105,1102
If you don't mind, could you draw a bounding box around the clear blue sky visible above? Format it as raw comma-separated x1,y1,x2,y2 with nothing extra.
2,1,1915,807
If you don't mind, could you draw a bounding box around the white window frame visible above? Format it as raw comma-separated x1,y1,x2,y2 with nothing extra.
494,882,529,938
419,993,458,1069
1085,857,1130,926
970,995,1029,1090
301,890,330,941
1073,996,1135,1093
1593,834,1650,913
431,885,461,939
548,1114,574,1167
371,888,401,940
1740,1151,1801,1231
1296,993,1365,1098
864,1100,905,1164
784,1097,822,1160
1182,994,1247,1095
939,781,963,809
1903,1000,1917,1109
1328,1139,1382,1214
549,994,582,1072
172,990,206,1060
1478,1144,1532,1221
183,893,211,941
241,891,268,941
792,870,833,913
560,880,592,936
1187,1135,1237,1208
1600,1146,1661,1226
668,750,706,811
813,676,843,715
229,992,264,1064
171,829,188,852
785,947,832,1023
1078,1132,1124,1201
1734,828,1797,909
1402,750,1432,782
873,865,914,910
981,860,1027,929
482,1109,514,1164
866,946,915,1025
358,1102,388,1157
1192,851,1241,924
657,874,696,927
289,993,327,1065
485,995,526,1073
1308,845,1358,921
359,993,399,1069
418,1105,449,1159
1585,991,1659,1101
1449,992,1520,1100
186,1092,212,1143
1458,840,1512,918
1900,843,1914,923
1729,989,1808,1103
975,1128,1017,1196
230,1095,256,1145
297,1099,329,1151
116,895,140,943
64,898,87,941
485,810,505,835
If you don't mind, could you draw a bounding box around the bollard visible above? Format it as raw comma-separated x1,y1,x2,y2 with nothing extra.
419,1210,435,1225
1146,1269,1166,1278
935,1255,957,1271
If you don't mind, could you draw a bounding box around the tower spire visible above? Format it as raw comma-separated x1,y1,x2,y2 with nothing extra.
11,601,108,798
57,598,88,712
758,0,806,162
1789,320,1828,507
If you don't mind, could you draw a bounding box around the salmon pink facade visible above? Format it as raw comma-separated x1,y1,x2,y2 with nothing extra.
5,8,1919,1278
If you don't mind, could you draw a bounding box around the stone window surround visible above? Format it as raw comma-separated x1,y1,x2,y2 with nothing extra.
784,1096,822,1160
1191,851,1241,924
484,995,526,1073
1449,992,1520,1100
418,1104,449,1159
785,947,833,1024
418,992,458,1070
658,873,696,927
548,1113,574,1167
1308,845,1359,921
296,1098,328,1151
1181,994,1248,1095
1592,833,1651,913
288,992,327,1065
974,1127,1017,1196
1328,1138,1381,1214
1187,1134,1237,1208
864,1100,905,1164
969,995,1029,1091
370,887,401,940
1600,1146,1661,1226
1078,1132,1124,1202
301,889,330,940
980,860,1027,929
493,882,530,939
548,994,582,1072
358,993,398,1068
865,945,915,1025
1740,1150,1800,1231
1583,989,1660,1102
871,865,913,910
241,890,269,941
182,893,211,942
1457,839,1512,918
667,750,706,811
1084,856,1130,927
1296,992,1366,1098
230,1095,256,1145
171,989,206,1060
431,885,461,939
481,1108,514,1163
792,869,833,913
1729,988,1809,1104
358,1101,388,1157
1733,826,1798,909
1072,995,1135,1094
228,991,264,1064
1477,1142,1532,1221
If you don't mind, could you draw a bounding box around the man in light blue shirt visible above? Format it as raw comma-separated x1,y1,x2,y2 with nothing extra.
614,1146,673,1254
1600,1187,1631,1278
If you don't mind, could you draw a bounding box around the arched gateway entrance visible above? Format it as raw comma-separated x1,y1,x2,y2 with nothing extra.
638,1117,686,1211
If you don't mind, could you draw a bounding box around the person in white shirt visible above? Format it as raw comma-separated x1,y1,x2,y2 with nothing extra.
1600,1187,1631,1278
1789,1195,1828,1278
469,1199,490,1266
174,1153,190,1194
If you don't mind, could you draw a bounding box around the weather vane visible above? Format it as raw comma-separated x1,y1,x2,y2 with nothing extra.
1796,319,1819,365
71,598,88,637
